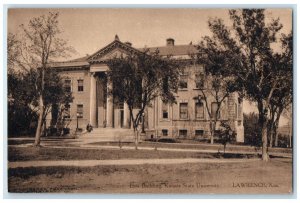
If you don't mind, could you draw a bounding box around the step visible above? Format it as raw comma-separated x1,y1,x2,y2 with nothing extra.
78,128,134,142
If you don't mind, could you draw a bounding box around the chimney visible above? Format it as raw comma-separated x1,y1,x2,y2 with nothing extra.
166,38,175,46
125,41,132,47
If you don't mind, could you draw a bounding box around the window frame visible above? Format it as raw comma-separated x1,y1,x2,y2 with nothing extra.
162,129,168,136
195,72,205,89
195,101,205,120
161,101,169,119
179,129,188,138
64,104,71,119
64,79,72,93
195,130,204,137
77,79,84,92
179,73,188,89
211,102,220,120
179,102,189,120
77,104,84,118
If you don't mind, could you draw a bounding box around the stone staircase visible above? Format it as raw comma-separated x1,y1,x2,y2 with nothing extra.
77,128,135,144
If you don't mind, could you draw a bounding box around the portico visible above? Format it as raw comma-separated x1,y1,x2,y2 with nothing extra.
89,64,130,129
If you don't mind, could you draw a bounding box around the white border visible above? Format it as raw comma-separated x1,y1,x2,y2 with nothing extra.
1,0,299,202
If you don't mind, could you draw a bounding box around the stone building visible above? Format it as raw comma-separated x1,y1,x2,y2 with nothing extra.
50,35,244,142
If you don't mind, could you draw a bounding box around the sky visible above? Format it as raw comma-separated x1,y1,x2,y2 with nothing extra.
7,8,293,124
8,8,292,57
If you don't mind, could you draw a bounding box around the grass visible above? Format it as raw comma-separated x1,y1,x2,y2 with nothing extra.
8,146,259,162
8,158,292,193
89,141,292,154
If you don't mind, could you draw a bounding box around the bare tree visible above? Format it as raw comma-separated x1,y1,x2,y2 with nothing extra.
10,12,75,146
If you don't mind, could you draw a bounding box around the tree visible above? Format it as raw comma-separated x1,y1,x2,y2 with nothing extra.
8,72,36,136
196,9,292,161
195,43,237,144
267,32,293,147
107,49,182,149
243,112,261,146
8,12,74,146
8,62,73,137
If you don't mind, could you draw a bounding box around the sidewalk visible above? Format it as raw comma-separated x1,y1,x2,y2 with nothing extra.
8,158,261,169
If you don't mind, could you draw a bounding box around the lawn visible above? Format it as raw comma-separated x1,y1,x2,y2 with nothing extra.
89,141,292,154
7,146,293,194
8,158,292,194
8,146,258,162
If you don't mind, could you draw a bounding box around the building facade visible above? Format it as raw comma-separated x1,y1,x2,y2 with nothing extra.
50,36,244,142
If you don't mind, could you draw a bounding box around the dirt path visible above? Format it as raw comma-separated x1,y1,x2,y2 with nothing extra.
8,158,261,169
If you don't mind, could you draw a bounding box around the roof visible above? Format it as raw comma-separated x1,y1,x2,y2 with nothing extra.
140,44,197,56
50,39,198,68
49,55,90,68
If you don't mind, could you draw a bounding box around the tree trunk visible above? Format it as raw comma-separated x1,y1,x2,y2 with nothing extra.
34,95,44,146
134,129,138,150
211,128,214,144
269,122,273,148
258,100,269,162
210,121,215,144
274,107,283,147
261,122,269,161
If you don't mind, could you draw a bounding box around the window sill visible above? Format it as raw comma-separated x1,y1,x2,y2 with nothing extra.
160,119,170,122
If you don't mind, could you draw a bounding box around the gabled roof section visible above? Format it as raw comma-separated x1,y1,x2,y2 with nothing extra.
88,35,143,63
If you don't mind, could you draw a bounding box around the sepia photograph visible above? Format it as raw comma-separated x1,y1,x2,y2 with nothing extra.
6,7,293,194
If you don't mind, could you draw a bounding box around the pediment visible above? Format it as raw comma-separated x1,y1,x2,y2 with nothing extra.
88,40,142,63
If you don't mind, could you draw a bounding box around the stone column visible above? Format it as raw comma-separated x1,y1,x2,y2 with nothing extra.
106,76,114,128
90,72,97,127
123,102,130,128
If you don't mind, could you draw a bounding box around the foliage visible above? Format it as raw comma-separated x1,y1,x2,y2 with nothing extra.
216,121,236,154
8,12,75,145
8,67,73,136
243,112,261,146
196,9,292,161
8,72,37,136
107,49,182,149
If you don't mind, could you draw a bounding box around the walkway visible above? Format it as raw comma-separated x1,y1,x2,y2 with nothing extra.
8,158,260,169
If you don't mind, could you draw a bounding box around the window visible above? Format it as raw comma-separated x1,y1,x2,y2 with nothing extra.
211,102,220,119
195,101,204,119
179,74,188,89
179,129,188,138
195,73,205,89
64,79,72,92
77,104,83,118
195,130,204,137
162,102,168,119
78,79,84,92
64,104,70,119
179,103,188,119
162,129,168,136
